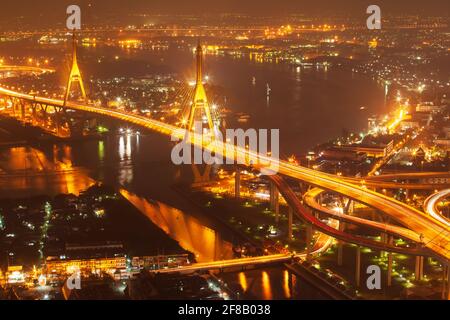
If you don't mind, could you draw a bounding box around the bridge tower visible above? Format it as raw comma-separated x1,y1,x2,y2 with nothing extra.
187,41,215,137
64,31,87,105
186,41,216,185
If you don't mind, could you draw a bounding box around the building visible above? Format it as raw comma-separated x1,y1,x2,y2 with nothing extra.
65,242,124,254
45,242,127,276
401,113,431,130
415,103,446,113
400,120,420,130
131,254,190,271
368,116,379,132
318,148,367,162
45,255,127,276
434,139,450,151
5,266,25,285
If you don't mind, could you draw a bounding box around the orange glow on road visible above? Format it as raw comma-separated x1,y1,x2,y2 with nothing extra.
1,65,449,264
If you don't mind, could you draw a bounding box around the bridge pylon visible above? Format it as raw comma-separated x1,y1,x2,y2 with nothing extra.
64,31,87,105
187,41,215,137
186,41,216,185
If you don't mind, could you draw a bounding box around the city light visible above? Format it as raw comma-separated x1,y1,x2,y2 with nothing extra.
0,1,448,305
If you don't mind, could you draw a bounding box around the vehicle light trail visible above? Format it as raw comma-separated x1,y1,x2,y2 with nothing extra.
1,65,449,263
424,189,450,227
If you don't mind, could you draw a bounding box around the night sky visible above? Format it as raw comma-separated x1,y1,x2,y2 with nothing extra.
0,0,448,30
0,0,449,17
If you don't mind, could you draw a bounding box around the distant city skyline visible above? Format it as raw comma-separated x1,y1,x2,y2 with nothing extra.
1,0,448,30
1,0,449,18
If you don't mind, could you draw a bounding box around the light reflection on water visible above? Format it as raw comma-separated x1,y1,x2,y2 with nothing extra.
0,137,234,265
98,140,105,161
238,272,248,292
262,271,273,300
118,134,134,185
118,134,133,160
219,267,330,300
0,141,328,299
0,141,234,265
119,135,125,160
0,139,234,265
283,269,291,299
120,188,234,263
0,146,95,197
0,47,384,299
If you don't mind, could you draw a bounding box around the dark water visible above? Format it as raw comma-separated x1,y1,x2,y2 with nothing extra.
1,40,386,152
0,44,385,299
204,54,387,153
80,44,386,153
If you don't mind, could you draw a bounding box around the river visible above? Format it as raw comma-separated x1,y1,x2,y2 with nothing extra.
0,43,385,299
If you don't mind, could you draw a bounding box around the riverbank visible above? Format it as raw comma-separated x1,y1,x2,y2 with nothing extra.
0,184,191,270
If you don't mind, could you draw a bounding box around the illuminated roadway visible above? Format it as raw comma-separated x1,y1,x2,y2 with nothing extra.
342,172,450,190
364,172,450,181
424,189,450,227
269,175,425,256
303,187,422,243
0,65,55,74
264,161,449,261
341,179,449,190
1,66,449,263
154,220,338,274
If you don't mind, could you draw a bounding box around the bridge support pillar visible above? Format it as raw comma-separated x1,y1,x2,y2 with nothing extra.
415,256,424,281
344,199,354,215
41,104,48,125
20,100,25,120
442,265,450,300
9,97,15,116
355,246,361,287
11,97,17,117
306,225,313,261
314,211,319,220
447,265,450,300
318,192,323,205
270,182,279,223
387,235,393,287
54,110,61,137
380,232,387,258
288,206,293,241
235,167,241,199
337,222,345,266
191,163,212,185
337,243,344,266
405,182,410,200
31,103,37,125
420,256,424,280
174,166,181,181
298,181,307,195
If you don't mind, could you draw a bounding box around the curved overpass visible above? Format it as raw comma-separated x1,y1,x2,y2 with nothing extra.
269,162,449,261
269,175,425,256
365,172,450,181
342,172,450,190
424,189,450,227
303,187,422,243
1,66,449,263
154,221,338,274
0,65,55,74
